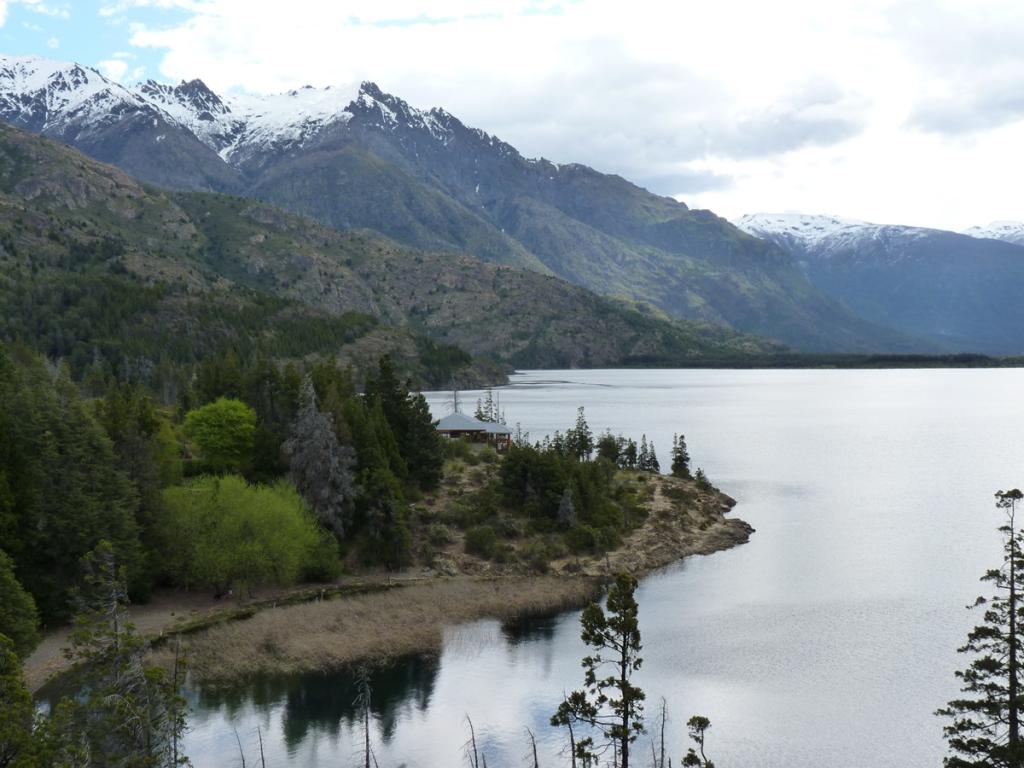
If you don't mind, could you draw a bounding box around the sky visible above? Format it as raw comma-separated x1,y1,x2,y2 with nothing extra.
1,0,1022,230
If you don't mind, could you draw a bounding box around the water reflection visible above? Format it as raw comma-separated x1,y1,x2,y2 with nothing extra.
193,654,440,748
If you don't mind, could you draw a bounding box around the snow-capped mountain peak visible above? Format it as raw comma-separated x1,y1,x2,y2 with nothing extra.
963,220,1024,246
736,212,871,249
0,55,536,173
0,53,149,133
736,212,952,263
0,55,405,165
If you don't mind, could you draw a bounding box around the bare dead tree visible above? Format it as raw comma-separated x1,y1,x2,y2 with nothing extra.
656,698,668,768
234,728,247,768
257,726,266,768
354,665,373,768
526,728,540,768
170,639,183,768
464,715,481,768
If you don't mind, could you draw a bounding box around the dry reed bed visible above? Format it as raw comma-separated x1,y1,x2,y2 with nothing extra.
155,576,599,685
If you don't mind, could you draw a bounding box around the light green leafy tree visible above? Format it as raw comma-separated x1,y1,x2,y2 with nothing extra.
159,476,338,592
183,398,256,473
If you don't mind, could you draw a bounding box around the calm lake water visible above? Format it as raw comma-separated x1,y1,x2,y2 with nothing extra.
183,368,1024,767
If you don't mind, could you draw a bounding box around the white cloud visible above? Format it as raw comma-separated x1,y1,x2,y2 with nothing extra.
46,35,58,48
97,58,129,80
20,0,70,19
112,0,1024,229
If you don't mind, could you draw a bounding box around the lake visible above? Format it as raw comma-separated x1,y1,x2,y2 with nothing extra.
182,368,1024,767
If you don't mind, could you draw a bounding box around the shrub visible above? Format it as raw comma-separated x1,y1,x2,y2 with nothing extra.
465,525,499,559
518,538,568,574
566,524,599,554
159,475,338,591
426,523,454,547
695,468,712,491
494,515,526,539
443,437,474,462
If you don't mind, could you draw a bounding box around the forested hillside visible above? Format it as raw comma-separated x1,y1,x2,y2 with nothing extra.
0,121,780,397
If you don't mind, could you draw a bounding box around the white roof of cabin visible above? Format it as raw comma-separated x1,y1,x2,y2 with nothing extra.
436,412,512,434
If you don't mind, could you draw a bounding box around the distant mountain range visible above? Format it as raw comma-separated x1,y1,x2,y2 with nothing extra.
0,53,925,353
737,213,1024,354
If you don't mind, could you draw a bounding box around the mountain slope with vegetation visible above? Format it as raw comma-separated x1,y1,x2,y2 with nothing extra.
0,54,922,352
0,122,778,389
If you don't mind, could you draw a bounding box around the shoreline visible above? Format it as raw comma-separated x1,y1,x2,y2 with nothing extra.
26,474,752,692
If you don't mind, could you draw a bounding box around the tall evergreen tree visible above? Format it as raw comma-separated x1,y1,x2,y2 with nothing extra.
0,550,40,659
284,378,356,539
681,716,715,767
62,541,189,768
0,634,38,768
243,357,301,481
364,356,442,491
938,488,1024,767
647,442,660,474
95,383,181,596
558,487,578,527
638,436,650,471
567,407,594,462
622,439,638,470
670,434,691,479
0,348,141,623
553,571,645,767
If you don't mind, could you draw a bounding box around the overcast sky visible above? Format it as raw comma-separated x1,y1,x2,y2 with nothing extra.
3,0,1023,230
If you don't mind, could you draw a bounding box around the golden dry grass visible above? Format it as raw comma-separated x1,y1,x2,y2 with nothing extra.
154,576,599,684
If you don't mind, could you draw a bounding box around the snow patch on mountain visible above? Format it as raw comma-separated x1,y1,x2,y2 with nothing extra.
736,213,869,249
736,212,943,258
963,220,1024,246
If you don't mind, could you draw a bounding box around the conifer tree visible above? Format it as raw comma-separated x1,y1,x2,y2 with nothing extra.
647,442,660,474
568,407,594,462
0,550,39,658
681,716,714,767
638,436,650,471
596,432,621,465
0,633,36,767
938,489,1024,767
671,434,691,479
0,349,141,622
364,356,443,491
284,378,356,539
62,541,189,768
558,487,578,527
622,439,638,470
553,571,645,767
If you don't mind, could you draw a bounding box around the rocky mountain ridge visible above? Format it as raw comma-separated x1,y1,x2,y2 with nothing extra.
0,53,923,353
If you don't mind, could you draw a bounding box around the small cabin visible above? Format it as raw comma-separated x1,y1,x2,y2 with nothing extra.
435,412,513,453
